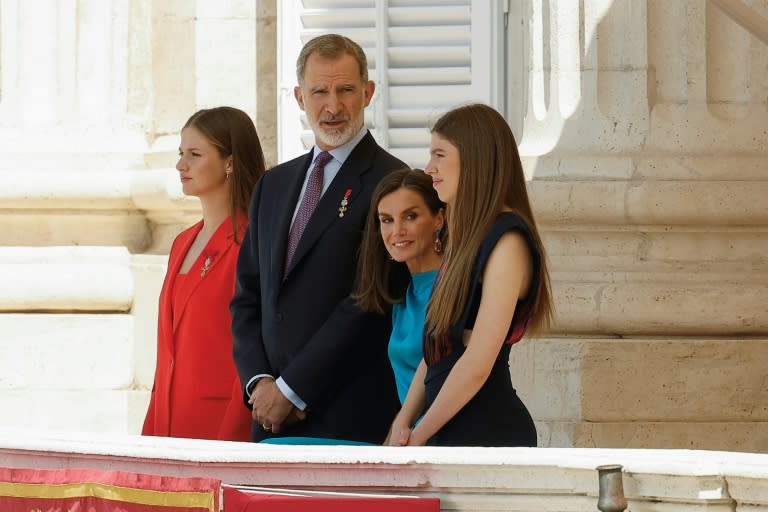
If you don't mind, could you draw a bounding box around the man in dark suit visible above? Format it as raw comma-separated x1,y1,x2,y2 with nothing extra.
231,34,404,443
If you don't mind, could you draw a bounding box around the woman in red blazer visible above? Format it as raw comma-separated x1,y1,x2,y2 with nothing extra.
143,107,266,440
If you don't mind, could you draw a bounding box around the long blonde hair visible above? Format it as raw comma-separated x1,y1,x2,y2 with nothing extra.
424,104,552,361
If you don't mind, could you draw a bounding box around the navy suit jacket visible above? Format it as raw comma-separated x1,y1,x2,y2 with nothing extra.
231,131,404,443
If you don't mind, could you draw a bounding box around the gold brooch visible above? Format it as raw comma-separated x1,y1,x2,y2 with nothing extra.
200,255,213,278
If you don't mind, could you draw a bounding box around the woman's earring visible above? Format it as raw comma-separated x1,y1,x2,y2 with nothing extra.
433,229,443,254
225,170,232,180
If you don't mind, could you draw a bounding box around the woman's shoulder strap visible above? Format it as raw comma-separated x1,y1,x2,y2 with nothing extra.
474,212,540,274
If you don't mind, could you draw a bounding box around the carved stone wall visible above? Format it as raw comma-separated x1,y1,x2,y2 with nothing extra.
0,0,276,433
512,0,768,451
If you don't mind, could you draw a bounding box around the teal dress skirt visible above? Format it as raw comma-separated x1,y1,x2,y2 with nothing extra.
260,436,371,445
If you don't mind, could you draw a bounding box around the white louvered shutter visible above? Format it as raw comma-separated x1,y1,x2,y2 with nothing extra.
277,0,502,168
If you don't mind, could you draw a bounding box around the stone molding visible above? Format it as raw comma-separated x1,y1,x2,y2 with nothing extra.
0,432,767,512
0,248,133,311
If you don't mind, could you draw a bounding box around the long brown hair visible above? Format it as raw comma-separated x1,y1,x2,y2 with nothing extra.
183,106,266,243
354,168,446,314
425,104,552,354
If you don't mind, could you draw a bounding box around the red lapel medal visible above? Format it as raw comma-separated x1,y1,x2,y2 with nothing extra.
338,189,352,218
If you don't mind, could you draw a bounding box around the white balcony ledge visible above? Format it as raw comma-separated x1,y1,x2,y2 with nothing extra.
0,430,766,512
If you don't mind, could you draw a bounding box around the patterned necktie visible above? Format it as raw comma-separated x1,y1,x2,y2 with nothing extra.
285,151,333,268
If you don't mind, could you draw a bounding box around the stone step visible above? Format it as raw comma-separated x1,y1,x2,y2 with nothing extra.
511,337,768,423
0,247,134,311
0,389,148,434
0,313,134,389
545,229,768,274
0,310,153,434
539,420,768,452
530,179,768,226
0,170,199,252
550,276,768,334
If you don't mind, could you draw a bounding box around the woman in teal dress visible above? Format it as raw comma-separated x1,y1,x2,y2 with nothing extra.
260,169,444,445
355,168,446,405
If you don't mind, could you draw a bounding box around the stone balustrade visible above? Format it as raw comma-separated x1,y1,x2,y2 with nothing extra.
0,431,767,512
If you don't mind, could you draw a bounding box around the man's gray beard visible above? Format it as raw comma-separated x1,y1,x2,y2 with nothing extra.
312,119,360,148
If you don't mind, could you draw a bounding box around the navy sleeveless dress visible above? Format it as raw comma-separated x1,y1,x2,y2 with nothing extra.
423,212,539,447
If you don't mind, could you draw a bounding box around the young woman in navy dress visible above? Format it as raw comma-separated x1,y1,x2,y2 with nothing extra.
388,104,554,447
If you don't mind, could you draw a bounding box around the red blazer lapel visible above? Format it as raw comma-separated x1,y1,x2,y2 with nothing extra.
159,221,202,353
172,217,240,334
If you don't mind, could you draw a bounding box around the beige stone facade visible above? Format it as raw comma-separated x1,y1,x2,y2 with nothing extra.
0,0,277,434
513,0,768,451
0,0,765,452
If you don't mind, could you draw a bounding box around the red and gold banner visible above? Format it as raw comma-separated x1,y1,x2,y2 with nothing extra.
223,486,440,512
0,467,220,512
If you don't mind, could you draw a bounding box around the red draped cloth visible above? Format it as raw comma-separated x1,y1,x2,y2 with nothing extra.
0,467,220,512
223,486,440,512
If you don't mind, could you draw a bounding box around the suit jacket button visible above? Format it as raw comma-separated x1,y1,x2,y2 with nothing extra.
274,313,283,322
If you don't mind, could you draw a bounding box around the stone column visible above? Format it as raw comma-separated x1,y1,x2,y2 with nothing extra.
257,0,278,168
513,0,768,451
0,0,274,434
0,0,153,433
